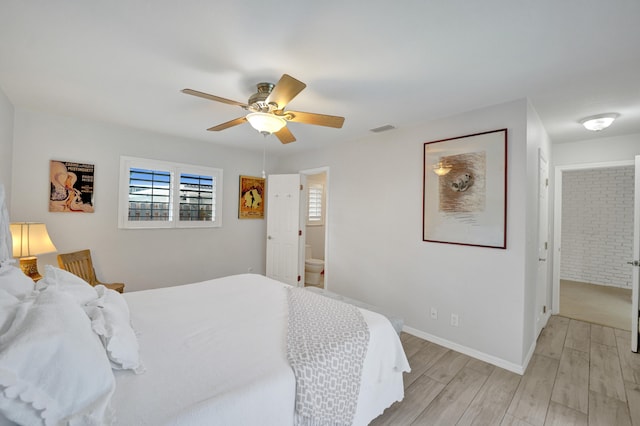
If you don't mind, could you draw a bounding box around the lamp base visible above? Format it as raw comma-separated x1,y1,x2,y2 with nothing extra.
19,256,42,282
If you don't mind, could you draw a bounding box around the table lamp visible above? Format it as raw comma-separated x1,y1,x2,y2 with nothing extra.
10,222,57,281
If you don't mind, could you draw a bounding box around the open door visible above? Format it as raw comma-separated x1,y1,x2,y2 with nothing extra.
632,155,640,352
266,174,303,286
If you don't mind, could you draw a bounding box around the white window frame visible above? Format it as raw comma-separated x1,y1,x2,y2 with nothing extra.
307,182,324,226
118,156,223,229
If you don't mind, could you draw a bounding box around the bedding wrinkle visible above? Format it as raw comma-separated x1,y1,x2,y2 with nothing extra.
112,274,295,425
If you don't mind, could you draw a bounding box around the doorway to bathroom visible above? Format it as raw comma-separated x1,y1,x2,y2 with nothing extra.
301,167,328,289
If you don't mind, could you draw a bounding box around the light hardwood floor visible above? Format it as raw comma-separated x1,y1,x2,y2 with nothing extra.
371,315,640,425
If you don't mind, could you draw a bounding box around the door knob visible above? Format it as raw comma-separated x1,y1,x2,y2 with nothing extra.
267,235,273,240
628,260,640,266
539,258,547,261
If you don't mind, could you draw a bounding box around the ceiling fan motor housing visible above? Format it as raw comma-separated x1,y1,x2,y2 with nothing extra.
247,82,277,113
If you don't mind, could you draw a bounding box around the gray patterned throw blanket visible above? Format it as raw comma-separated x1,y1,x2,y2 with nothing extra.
286,287,370,426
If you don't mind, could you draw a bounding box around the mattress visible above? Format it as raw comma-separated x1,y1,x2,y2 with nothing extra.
111,274,409,425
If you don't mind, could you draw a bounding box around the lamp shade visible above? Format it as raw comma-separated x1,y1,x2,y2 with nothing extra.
432,161,452,176
10,222,57,257
246,112,287,134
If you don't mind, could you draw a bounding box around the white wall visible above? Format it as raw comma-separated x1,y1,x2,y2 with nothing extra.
561,167,634,288
276,99,538,371
0,86,14,204
10,107,268,291
553,133,640,166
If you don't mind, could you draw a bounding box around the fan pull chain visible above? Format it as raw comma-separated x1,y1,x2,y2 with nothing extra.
262,137,267,178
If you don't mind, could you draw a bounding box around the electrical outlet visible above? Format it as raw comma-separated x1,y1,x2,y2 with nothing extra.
450,313,459,327
430,307,438,320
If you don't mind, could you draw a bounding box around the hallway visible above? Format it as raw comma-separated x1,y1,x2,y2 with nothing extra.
560,279,631,331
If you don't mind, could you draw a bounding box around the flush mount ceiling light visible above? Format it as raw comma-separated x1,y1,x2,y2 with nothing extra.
246,112,287,135
579,113,619,131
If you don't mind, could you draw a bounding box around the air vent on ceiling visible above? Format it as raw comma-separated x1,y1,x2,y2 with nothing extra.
370,124,396,133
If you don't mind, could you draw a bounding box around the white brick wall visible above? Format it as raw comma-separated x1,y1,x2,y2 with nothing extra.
561,166,635,288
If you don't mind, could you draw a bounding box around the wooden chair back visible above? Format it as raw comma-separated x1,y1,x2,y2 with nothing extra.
57,249,99,285
57,249,125,293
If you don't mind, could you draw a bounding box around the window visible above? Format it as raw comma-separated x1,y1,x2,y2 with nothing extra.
307,183,324,225
119,157,223,229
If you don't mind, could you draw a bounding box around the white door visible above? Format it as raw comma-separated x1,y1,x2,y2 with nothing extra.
536,150,550,337
266,174,302,286
631,155,640,352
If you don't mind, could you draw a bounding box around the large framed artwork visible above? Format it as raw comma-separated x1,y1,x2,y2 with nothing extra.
238,175,265,219
423,129,507,249
49,160,95,213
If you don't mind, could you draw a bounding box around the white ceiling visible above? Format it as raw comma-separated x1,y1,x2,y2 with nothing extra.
1,1,639,155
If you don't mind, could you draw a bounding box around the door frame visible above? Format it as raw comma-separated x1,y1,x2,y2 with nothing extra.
552,159,634,314
300,166,330,289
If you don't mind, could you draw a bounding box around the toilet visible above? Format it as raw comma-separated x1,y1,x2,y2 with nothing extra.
305,244,324,286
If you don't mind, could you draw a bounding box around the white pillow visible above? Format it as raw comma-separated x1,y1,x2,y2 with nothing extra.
36,265,97,305
84,285,143,373
0,288,115,425
0,264,35,299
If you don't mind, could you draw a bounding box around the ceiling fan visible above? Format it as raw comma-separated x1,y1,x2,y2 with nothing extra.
182,74,345,144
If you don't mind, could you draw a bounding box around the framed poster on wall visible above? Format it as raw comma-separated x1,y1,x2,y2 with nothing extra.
238,175,265,219
423,129,507,249
49,160,95,213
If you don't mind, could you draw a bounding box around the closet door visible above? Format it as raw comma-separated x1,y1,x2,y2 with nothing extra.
631,155,640,352
535,150,550,338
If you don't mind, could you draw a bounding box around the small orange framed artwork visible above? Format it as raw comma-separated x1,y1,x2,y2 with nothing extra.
238,175,265,219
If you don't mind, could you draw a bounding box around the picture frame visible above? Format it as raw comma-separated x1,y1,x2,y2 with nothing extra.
49,160,95,213
238,175,265,219
423,129,507,249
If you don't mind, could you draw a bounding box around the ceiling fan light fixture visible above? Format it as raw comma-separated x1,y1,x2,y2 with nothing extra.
246,112,287,134
579,113,619,131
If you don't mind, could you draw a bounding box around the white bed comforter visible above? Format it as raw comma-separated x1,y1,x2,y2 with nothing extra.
111,274,409,426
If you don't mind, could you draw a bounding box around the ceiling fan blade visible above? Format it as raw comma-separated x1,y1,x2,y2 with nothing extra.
207,116,247,131
182,89,248,108
265,74,306,109
284,110,345,128
275,126,296,144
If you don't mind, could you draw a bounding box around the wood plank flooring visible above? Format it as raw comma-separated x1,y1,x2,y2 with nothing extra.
371,315,640,425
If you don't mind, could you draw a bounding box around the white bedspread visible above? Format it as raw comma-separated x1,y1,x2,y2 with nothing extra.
111,274,409,426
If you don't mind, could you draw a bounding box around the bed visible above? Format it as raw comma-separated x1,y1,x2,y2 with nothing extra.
0,186,409,425
112,274,409,425
1,271,409,425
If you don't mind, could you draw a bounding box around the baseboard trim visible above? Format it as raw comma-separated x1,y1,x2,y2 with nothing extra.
402,326,527,375
522,338,536,374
